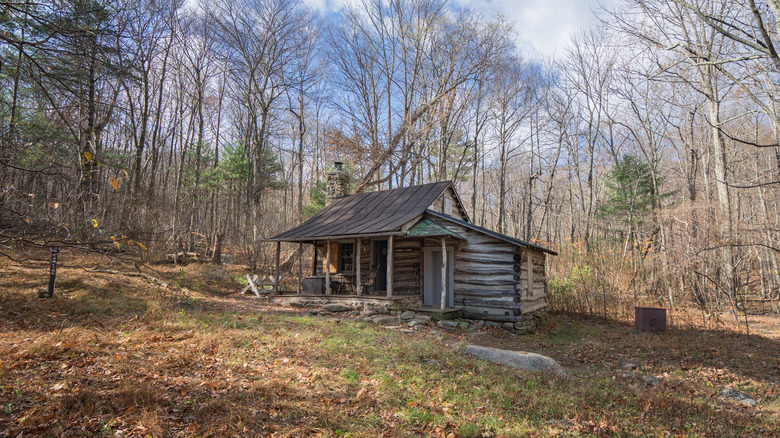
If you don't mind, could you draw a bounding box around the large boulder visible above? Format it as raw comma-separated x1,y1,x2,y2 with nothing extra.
464,345,570,379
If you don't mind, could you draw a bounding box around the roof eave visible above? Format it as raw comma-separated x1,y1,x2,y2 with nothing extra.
265,230,408,243
424,210,558,255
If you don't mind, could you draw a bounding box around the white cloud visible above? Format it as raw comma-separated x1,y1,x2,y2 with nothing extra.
453,0,600,58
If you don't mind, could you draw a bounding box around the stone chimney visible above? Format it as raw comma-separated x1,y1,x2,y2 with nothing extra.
326,161,349,205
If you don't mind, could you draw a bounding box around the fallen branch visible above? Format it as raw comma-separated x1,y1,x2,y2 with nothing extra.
88,269,169,289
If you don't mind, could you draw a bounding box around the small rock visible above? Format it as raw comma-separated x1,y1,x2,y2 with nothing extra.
437,320,458,328
322,303,351,312
424,359,442,366
309,309,321,315
408,320,425,327
618,358,641,371
374,306,389,314
457,321,471,330
411,317,429,325
399,328,414,333
642,375,661,387
37,288,51,298
616,370,637,379
413,325,424,331
415,314,432,323
484,321,501,328
550,419,574,428
721,388,757,406
399,311,416,320
469,331,488,337
502,322,515,330
513,327,527,335
362,311,376,317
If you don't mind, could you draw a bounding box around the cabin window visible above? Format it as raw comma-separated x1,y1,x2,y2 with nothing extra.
338,242,354,272
443,195,453,215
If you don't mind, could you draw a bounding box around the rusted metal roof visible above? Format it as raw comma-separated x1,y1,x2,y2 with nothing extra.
269,181,453,241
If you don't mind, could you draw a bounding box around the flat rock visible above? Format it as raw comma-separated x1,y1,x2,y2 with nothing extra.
618,358,641,371
616,370,637,379
464,345,570,379
437,320,458,328
721,388,757,406
399,311,416,320
399,328,414,333
370,315,397,324
322,303,351,312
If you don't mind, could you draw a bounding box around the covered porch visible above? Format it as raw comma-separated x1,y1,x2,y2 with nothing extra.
267,218,465,311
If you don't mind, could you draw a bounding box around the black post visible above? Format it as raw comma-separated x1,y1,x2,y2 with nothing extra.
47,246,59,298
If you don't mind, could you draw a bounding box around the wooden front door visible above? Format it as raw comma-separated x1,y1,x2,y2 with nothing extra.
423,246,454,307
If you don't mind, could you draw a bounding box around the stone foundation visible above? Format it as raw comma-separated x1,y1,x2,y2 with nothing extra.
511,308,548,335
271,294,420,314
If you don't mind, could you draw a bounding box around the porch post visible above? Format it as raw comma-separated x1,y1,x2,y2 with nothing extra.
386,235,394,297
526,250,534,298
275,241,281,295
312,243,317,276
325,240,331,296
297,242,303,295
356,238,362,296
440,237,447,310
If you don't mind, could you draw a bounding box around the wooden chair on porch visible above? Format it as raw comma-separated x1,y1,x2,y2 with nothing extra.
362,265,379,295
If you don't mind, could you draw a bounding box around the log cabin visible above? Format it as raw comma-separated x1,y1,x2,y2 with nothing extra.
267,162,557,323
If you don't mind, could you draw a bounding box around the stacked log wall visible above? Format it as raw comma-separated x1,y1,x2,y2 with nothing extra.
454,230,547,321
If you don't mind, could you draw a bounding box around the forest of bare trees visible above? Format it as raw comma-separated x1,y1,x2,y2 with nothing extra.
2,0,779,321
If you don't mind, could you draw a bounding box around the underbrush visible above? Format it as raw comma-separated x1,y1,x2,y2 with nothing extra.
0,254,777,436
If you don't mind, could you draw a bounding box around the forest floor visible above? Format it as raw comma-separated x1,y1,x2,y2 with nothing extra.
0,249,778,437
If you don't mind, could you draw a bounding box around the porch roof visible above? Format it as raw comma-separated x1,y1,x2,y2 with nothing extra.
268,181,453,242
407,217,466,240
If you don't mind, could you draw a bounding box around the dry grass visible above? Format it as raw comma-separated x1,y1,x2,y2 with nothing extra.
0,249,778,437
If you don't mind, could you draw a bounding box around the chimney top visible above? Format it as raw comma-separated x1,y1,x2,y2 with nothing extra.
326,161,349,205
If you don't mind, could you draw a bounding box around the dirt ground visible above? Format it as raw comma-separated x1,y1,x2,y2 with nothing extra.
1,249,778,436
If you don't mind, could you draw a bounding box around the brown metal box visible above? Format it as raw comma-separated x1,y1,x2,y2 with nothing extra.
635,307,667,332
303,277,324,295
